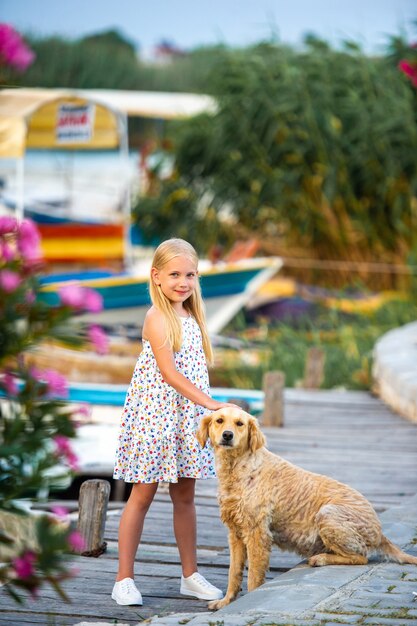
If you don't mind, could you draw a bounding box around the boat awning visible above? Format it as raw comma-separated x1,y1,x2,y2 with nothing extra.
0,88,124,158
0,87,217,158
79,89,217,119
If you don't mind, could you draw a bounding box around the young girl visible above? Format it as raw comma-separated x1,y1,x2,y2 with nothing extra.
112,238,236,606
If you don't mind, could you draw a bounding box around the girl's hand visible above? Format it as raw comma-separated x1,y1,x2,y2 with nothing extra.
205,400,242,411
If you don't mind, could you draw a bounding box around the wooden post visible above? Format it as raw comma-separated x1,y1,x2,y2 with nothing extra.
304,347,325,389
262,370,285,427
77,479,110,556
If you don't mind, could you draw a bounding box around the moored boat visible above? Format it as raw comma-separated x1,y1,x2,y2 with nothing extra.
39,256,282,333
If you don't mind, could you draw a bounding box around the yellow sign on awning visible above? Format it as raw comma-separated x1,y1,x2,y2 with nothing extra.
0,89,121,157
26,97,120,150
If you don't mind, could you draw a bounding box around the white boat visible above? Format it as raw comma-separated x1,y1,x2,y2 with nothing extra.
39,256,282,334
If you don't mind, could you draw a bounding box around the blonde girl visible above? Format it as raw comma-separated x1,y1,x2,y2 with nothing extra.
112,238,236,605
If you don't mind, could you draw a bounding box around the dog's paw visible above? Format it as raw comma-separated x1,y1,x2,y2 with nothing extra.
208,597,231,610
309,554,328,567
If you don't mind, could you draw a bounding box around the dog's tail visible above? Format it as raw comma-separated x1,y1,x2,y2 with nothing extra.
379,535,417,564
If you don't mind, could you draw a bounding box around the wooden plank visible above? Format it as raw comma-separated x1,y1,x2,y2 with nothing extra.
67,541,300,571
0,615,76,625
283,389,382,403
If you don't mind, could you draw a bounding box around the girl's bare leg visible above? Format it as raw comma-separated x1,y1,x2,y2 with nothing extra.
116,482,159,581
169,478,197,577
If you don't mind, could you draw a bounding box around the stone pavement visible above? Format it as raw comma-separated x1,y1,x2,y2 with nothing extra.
75,494,417,626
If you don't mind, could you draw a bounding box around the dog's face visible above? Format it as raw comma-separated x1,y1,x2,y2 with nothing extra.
197,407,265,453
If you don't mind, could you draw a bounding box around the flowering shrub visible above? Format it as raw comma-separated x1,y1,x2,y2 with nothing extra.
399,58,417,87
396,37,417,89
0,24,35,85
0,216,107,600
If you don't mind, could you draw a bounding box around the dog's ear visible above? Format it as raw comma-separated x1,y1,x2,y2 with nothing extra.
196,414,212,448
248,417,266,452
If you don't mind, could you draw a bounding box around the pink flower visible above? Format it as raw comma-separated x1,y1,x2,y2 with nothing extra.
68,530,86,552
3,371,18,395
51,505,69,520
67,450,79,470
398,59,417,87
30,366,43,382
58,284,85,309
74,403,91,418
71,403,91,427
12,551,36,579
87,324,109,355
53,435,71,455
0,269,22,292
43,369,68,397
399,59,417,78
0,215,17,235
0,241,15,261
83,288,103,313
58,284,103,313
30,367,68,397
53,435,79,471
0,24,35,72
17,219,42,263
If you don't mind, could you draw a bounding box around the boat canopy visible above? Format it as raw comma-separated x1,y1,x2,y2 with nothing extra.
0,87,217,158
0,88,125,158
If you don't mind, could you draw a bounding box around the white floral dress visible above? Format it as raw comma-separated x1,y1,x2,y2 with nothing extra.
113,316,216,483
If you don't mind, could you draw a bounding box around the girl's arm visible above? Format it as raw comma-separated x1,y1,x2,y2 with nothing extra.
143,308,232,411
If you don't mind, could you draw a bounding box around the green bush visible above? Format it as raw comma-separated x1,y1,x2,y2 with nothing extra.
220,296,417,390
134,37,417,278
0,217,106,601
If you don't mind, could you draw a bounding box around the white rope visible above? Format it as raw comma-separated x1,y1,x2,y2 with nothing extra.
282,257,417,275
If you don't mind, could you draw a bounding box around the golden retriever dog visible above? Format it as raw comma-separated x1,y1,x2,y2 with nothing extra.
197,407,417,609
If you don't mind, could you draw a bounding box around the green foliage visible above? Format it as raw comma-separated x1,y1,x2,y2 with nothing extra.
220,295,417,390
0,217,97,600
133,38,417,264
18,35,141,89
132,168,234,252
132,45,231,93
1,515,75,603
15,34,229,93
81,29,137,58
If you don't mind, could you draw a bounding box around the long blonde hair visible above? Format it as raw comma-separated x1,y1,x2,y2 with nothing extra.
149,238,213,364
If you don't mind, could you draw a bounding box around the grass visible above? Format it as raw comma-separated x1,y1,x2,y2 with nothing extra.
216,294,417,391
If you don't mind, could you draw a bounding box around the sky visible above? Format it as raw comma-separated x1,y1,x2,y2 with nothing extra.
1,0,416,56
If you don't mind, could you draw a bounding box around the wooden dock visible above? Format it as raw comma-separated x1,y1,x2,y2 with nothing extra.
1,390,417,625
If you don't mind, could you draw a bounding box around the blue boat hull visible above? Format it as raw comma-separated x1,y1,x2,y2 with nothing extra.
67,382,263,413
40,265,272,310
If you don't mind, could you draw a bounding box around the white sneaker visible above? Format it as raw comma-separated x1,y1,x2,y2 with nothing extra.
180,572,223,600
112,577,143,605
